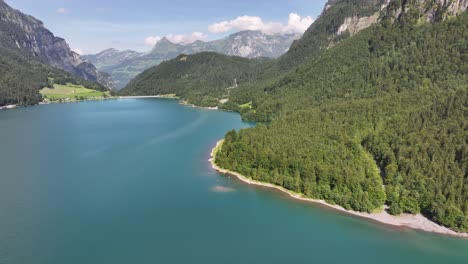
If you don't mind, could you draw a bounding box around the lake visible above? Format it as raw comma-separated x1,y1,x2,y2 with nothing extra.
0,99,467,264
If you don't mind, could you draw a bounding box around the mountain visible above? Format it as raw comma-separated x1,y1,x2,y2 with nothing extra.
198,30,299,58
151,37,185,55
89,31,300,89
123,0,468,233
0,0,113,89
83,48,141,70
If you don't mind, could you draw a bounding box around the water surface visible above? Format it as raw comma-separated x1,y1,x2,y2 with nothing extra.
0,99,467,264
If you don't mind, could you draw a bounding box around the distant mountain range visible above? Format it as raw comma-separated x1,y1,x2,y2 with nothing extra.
0,0,113,89
84,31,301,89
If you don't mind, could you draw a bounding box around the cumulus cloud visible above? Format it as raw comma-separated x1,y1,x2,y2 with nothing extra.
56,7,68,14
144,36,162,46
285,13,314,33
144,32,207,46
208,13,313,35
72,48,85,55
166,32,206,44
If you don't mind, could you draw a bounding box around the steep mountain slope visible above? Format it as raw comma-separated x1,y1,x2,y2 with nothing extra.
0,0,113,88
90,31,299,89
124,0,468,232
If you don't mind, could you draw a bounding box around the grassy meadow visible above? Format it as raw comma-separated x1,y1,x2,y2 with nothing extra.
40,83,110,102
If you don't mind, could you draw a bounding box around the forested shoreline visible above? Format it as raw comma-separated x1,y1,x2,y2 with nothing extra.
215,12,468,232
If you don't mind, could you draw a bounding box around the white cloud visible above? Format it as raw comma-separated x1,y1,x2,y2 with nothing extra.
56,8,68,14
144,36,162,46
144,32,207,46
72,48,85,55
166,32,206,44
285,13,314,33
208,13,313,35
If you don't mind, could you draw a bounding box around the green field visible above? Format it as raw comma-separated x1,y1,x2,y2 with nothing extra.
239,101,252,109
40,83,110,102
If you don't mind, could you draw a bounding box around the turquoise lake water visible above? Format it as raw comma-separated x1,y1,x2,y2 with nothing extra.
0,99,467,264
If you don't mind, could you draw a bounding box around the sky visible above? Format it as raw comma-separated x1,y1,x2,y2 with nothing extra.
5,0,328,54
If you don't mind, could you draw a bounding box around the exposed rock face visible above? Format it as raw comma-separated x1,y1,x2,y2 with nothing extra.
280,0,388,68
336,13,380,35
384,0,468,22
414,0,467,20
446,0,468,14
0,0,113,88
214,30,300,58
335,0,390,36
323,0,466,46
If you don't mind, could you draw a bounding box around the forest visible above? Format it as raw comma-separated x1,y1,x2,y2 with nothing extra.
121,52,269,107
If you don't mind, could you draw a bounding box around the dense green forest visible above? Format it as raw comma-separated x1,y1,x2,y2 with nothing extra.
121,52,268,106
217,11,468,231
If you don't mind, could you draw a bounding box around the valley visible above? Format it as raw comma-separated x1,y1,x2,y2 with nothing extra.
0,0,467,262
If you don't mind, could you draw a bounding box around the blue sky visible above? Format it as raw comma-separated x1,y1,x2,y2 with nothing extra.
5,0,327,54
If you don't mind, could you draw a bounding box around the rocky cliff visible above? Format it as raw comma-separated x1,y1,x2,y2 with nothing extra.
0,0,113,89
384,0,468,22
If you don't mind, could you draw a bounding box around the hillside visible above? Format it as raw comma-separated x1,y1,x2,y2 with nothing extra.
121,52,267,106
124,0,468,232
